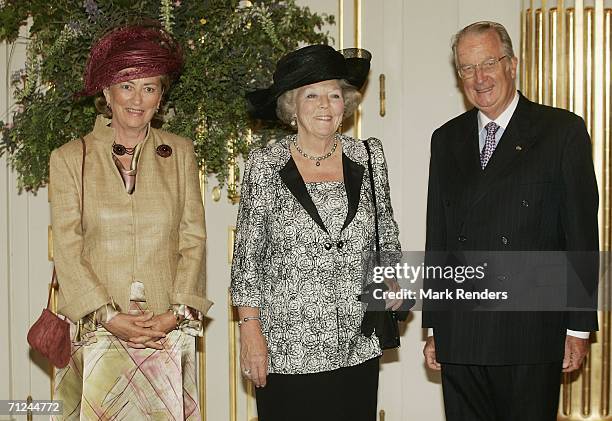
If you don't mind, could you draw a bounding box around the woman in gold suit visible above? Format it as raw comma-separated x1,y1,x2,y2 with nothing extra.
50,23,211,420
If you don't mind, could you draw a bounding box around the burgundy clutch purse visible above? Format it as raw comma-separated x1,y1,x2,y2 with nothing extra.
27,138,84,368
27,269,71,368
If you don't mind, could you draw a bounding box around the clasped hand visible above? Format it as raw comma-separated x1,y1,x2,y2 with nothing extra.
361,278,403,311
101,311,177,350
384,278,403,311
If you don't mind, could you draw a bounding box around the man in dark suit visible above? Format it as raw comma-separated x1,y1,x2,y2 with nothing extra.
422,21,599,420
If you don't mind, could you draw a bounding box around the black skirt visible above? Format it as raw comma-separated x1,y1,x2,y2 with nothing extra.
255,357,380,421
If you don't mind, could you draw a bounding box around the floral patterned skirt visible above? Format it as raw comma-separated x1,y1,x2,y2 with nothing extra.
52,302,201,420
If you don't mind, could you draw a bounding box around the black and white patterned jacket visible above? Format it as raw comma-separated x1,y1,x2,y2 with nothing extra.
230,134,401,374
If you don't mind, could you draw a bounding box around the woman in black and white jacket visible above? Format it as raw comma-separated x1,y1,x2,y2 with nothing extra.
230,44,402,421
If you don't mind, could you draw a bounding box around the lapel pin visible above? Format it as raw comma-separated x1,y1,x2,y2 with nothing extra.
515,145,523,151
156,144,172,158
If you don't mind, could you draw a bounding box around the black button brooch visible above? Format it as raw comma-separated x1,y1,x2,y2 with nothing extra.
156,144,172,158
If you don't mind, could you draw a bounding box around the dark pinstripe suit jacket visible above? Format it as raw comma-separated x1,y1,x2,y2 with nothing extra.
422,93,599,365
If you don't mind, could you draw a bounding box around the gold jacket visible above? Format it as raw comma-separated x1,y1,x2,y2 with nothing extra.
50,115,212,321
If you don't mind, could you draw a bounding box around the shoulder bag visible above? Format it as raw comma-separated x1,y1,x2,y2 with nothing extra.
360,139,411,350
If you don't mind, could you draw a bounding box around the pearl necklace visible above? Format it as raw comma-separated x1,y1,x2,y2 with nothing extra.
292,135,339,166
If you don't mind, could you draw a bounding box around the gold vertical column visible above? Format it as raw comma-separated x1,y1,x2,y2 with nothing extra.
582,7,595,417
602,8,611,417
525,6,535,99
593,0,605,252
197,331,207,420
229,289,237,421
49,278,56,399
521,6,528,94
48,224,55,399
557,0,567,108
593,3,608,418
575,0,585,118
530,0,536,99
550,7,558,106
26,396,32,421
198,170,207,421
536,8,545,103
542,0,549,104
567,8,576,113
585,7,594,136
588,1,606,417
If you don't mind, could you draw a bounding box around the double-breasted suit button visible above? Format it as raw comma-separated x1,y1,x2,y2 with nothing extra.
501,236,509,245
521,200,529,207
324,242,333,250
337,240,344,249
458,235,467,242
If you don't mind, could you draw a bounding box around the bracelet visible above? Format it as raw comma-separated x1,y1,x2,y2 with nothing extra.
237,316,261,327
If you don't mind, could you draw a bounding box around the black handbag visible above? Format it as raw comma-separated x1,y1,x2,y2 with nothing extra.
360,140,412,349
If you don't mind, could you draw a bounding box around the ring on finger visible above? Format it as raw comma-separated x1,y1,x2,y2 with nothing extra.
243,368,251,376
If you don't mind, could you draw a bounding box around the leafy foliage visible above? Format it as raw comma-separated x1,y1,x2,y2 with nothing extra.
0,0,334,191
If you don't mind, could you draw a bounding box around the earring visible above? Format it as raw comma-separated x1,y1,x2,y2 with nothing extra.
290,115,297,128
337,120,343,133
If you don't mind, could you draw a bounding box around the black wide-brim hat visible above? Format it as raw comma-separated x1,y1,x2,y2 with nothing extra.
246,44,372,121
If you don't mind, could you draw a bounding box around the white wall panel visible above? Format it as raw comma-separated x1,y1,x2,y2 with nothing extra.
202,179,238,421
27,189,53,403
0,41,12,411
7,167,30,405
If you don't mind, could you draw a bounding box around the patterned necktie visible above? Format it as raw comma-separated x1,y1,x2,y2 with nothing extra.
480,121,500,169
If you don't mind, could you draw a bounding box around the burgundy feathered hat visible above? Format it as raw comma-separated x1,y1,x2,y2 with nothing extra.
78,23,183,97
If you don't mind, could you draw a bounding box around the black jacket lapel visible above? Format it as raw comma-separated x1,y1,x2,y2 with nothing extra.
449,109,482,206
342,153,365,230
278,157,329,234
451,108,481,178
471,94,538,207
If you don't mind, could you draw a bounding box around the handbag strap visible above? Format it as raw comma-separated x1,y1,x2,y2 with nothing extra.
80,137,86,229
364,140,411,322
47,137,85,310
363,140,380,266
46,268,58,309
